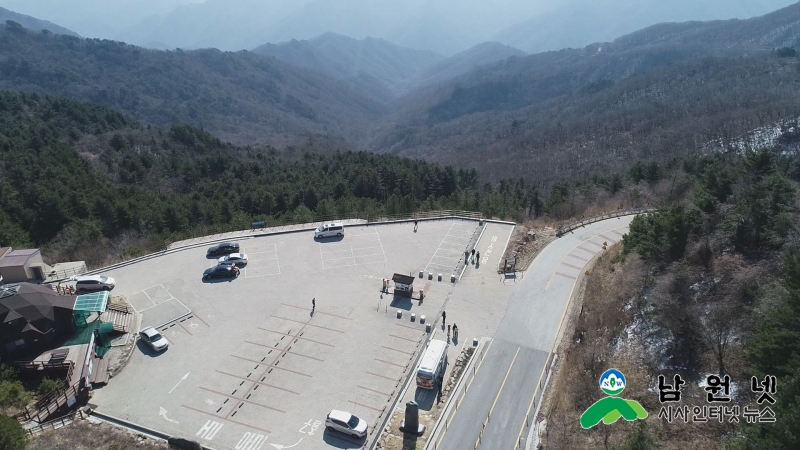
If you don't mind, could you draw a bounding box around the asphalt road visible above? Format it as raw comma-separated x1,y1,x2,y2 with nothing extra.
436,216,635,450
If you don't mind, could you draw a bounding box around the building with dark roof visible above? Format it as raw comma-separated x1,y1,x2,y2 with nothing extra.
1,283,76,358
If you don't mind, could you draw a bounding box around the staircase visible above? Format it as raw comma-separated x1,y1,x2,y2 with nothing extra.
19,375,87,424
101,300,133,334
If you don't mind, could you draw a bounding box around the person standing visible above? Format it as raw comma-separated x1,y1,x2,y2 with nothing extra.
312,297,316,310
414,220,418,231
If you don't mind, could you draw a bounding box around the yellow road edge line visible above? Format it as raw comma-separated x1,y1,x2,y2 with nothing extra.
489,346,521,418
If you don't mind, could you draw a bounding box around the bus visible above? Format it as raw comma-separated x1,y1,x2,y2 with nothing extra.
416,339,448,389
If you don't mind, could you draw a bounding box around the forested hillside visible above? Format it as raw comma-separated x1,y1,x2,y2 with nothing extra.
373,2,800,182
542,149,800,450
0,91,547,267
0,23,385,146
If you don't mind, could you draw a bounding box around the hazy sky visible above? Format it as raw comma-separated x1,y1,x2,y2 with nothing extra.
1,0,796,54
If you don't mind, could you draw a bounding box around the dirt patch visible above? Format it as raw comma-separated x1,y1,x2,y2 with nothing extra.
377,346,475,450
498,224,557,273
538,245,733,450
27,416,168,450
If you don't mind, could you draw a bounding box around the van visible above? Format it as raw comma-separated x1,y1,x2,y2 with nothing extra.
416,339,448,389
314,223,345,239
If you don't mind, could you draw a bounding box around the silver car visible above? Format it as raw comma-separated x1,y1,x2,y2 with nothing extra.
325,410,367,438
71,275,116,292
139,327,169,352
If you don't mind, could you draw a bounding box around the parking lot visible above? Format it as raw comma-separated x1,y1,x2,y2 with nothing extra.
90,219,511,450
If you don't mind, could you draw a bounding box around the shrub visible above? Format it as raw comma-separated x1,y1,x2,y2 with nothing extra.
0,414,28,450
0,381,30,410
37,378,62,397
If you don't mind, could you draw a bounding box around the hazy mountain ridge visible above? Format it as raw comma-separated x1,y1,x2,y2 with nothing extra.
0,24,386,146
252,34,527,97
0,6,79,37
367,2,800,181
252,33,443,96
491,0,797,53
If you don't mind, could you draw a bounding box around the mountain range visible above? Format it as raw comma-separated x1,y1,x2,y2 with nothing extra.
2,2,800,184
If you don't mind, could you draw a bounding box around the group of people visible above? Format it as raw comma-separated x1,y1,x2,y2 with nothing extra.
55,284,76,295
471,248,481,265
442,311,458,341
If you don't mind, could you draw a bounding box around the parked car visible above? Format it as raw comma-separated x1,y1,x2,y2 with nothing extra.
70,275,116,292
139,326,169,352
325,410,368,438
217,253,248,266
206,242,240,257
314,223,345,239
202,265,238,280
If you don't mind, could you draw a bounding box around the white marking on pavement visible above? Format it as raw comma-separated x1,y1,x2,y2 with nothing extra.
271,438,303,449
159,407,179,424
169,372,190,394
299,419,321,435
196,420,223,440
236,432,268,450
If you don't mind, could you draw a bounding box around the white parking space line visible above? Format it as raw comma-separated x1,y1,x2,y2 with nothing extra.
421,222,480,274
320,229,387,269
243,243,281,278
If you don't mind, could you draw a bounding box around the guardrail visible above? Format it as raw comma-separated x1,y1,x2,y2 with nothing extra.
555,207,657,237
46,264,88,282
75,210,487,280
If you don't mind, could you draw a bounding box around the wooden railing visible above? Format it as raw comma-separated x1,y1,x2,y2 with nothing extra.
555,207,657,237
25,411,76,436
23,381,84,423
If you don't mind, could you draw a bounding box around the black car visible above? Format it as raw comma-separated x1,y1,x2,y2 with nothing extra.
202,265,238,280
207,242,239,257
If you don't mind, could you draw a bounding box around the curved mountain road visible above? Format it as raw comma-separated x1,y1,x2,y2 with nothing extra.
434,215,636,450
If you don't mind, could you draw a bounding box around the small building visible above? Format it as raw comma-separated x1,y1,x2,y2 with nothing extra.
392,273,415,298
0,283,76,358
0,248,50,283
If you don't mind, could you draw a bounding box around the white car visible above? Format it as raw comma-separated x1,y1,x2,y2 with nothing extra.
325,410,368,438
70,275,116,292
139,327,169,352
218,253,248,266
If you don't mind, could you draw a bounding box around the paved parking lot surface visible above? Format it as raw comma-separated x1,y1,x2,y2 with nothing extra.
91,220,513,450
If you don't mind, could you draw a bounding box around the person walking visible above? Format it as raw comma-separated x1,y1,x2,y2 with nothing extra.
453,323,458,340
442,310,446,329
414,220,418,231
312,297,316,310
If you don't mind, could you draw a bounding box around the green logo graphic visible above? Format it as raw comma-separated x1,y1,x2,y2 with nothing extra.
580,368,648,429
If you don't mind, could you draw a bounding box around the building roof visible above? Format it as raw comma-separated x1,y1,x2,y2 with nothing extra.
73,291,109,313
0,283,75,335
0,248,40,268
392,273,415,285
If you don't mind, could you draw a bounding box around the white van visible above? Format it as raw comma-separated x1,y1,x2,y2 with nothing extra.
314,223,345,239
416,339,448,389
